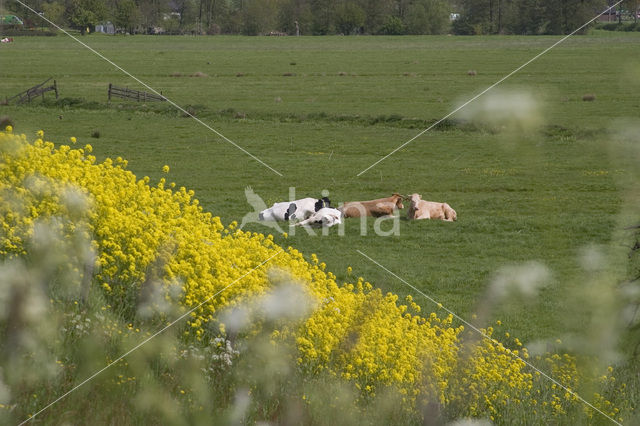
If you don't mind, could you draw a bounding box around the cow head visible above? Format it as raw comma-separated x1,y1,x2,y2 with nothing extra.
392,193,404,210
444,203,457,221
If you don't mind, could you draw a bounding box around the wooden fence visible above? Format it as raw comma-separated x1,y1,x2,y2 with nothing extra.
108,84,166,102
5,77,58,104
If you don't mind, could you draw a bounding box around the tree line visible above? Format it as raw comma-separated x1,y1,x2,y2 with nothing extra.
453,0,635,35
5,0,632,36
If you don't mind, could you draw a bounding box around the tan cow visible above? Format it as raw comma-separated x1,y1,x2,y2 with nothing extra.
339,193,404,218
407,193,457,222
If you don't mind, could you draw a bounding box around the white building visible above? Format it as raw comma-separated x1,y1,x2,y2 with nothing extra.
95,21,115,34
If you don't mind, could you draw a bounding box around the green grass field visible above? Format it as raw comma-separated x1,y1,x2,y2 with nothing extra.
2,31,639,348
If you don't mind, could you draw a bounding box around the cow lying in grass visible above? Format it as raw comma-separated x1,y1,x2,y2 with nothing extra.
259,197,331,222
407,193,457,221
339,193,404,218
296,207,342,228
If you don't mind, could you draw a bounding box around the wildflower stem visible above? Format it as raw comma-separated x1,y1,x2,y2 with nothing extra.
19,250,283,425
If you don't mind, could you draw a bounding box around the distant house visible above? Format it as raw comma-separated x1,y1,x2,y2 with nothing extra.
598,7,617,22
95,21,115,34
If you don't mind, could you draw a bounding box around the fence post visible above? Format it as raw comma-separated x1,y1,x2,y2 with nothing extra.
108,83,112,102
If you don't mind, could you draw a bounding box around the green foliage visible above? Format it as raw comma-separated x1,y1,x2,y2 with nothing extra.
42,1,66,28
361,0,395,34
242,0,279,35
506,0,548,35
599,22,624,31
277,0,313,35
113,0,142,34
64,0,108,33
17,0,622,35
378,15,405,34
310,0,337,34
335,2,365,34
404,0,449,35
598,21,640,31
453,0,611,35
543,0,606,35
453,0,493,34
137,0,169,29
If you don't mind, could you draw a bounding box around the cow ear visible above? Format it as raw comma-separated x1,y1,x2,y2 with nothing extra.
314,199,323,211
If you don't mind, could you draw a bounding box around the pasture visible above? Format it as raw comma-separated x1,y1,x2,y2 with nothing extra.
1,32,640,422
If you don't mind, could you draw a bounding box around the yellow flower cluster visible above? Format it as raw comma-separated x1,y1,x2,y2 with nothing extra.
297,286,463,404
0,128,627,422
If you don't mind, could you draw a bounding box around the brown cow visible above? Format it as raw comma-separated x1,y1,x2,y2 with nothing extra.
407,193,457,222
339,193,404,218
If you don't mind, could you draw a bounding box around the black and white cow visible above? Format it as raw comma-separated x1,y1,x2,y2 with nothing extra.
259,197,331,222
295,207,342,228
